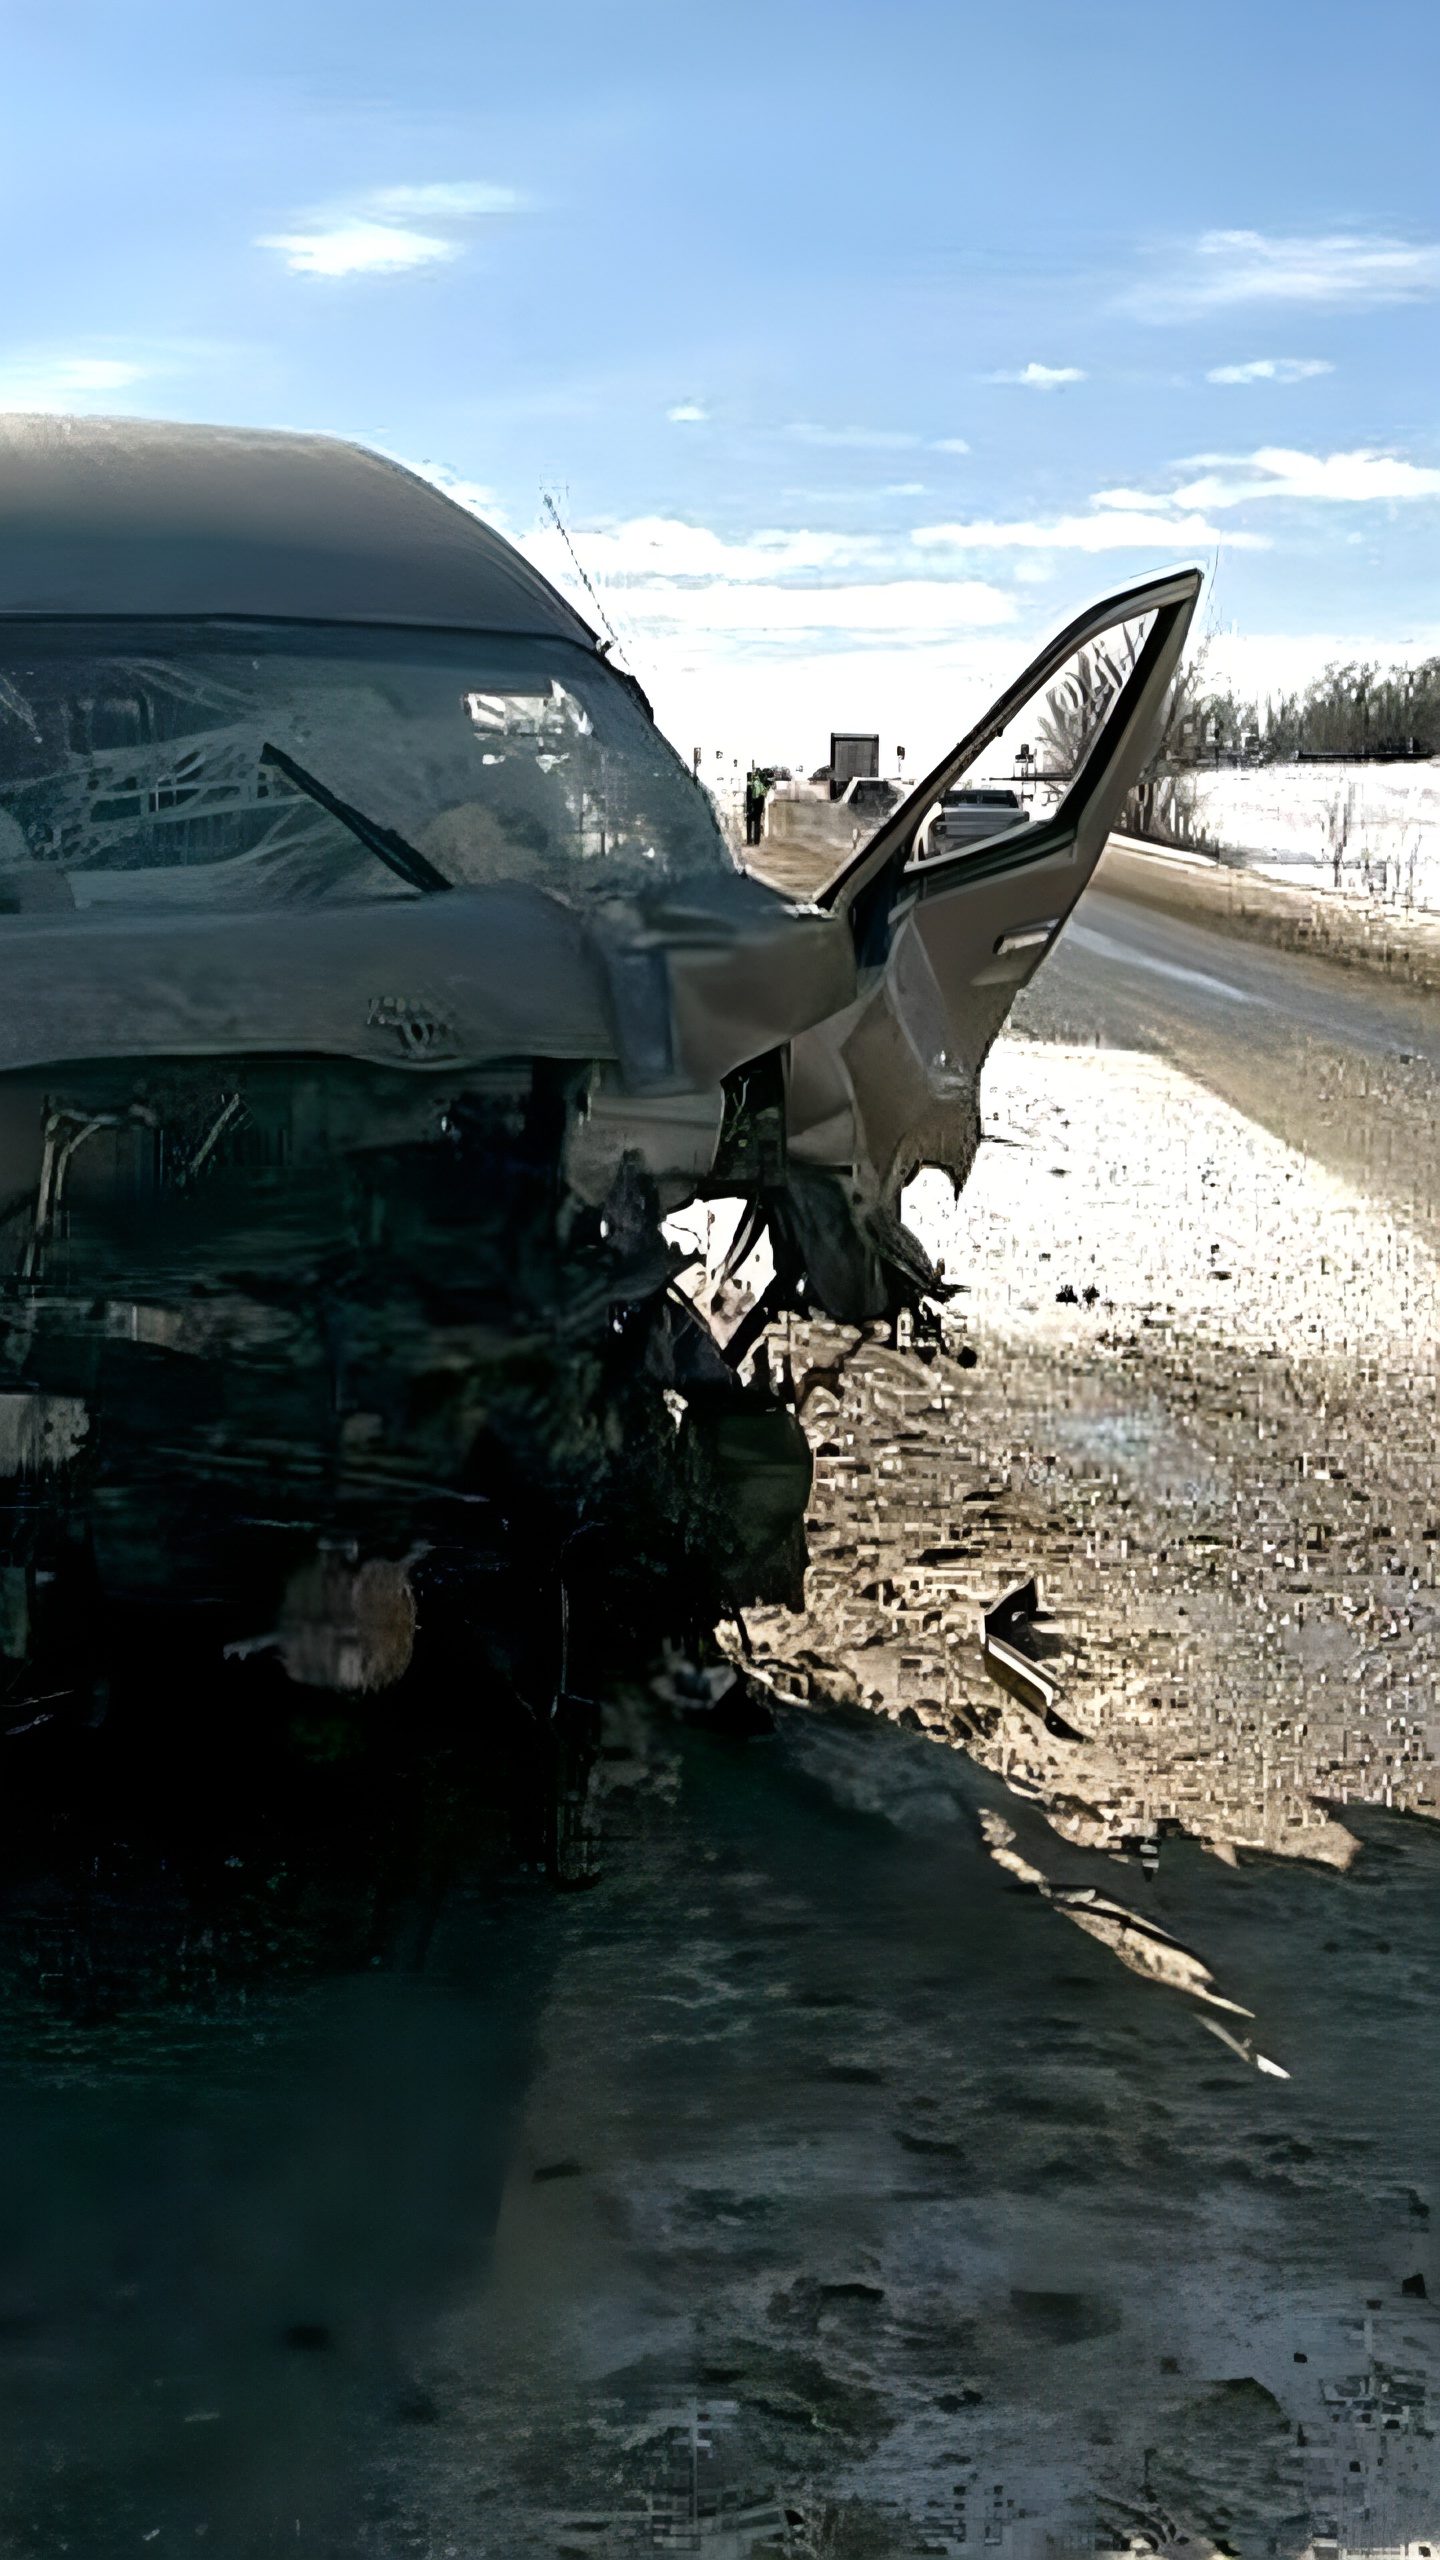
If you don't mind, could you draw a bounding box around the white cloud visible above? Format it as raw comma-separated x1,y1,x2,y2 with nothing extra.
260,221,455,277
369,182,520,217
912,508,1246,553
986,362,1087,390
614,579,1016,639
0,352,152,409
529,515,879,584
1080,443,1440,525
779,426,969,456
1129,229,1440,318
258,179,518,278
498,492,1440,774
1169,446,1440,508
1088,486,1164,511
40,357,145,391
1207,357,1334,385
666,403,709,423
517,515,1015,661
786,422,923,449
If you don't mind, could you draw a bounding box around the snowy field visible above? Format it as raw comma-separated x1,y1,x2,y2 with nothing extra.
1185,759,1440,909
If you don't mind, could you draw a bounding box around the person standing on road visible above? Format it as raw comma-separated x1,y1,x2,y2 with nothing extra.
744,767,768,846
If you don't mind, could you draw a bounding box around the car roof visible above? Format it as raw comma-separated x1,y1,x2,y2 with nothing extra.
0,414,600,643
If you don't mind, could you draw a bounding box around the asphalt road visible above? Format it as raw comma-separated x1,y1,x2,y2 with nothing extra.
1017,878,1440,1235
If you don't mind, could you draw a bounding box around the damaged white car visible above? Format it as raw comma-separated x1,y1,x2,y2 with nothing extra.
0,416,1198,1726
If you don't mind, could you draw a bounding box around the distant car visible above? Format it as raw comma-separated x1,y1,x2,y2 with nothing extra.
0,415,1199,1711
929,786,1029,849
838,776,902,817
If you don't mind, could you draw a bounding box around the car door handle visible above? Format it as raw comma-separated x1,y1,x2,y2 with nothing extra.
993,919,1058,955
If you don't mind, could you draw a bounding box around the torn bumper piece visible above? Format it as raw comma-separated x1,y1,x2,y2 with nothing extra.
981,1576,1059,1718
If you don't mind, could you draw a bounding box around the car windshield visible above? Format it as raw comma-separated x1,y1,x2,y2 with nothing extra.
0,621,731,914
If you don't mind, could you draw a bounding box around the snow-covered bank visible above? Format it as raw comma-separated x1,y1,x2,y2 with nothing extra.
1176,760,1440,910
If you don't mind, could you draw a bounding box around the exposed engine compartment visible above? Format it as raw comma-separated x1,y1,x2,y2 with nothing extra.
0,1046,827,1725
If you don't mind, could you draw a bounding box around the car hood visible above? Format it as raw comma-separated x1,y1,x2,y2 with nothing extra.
0,874,855,1093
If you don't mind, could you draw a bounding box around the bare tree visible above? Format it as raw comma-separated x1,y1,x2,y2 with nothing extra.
1037,631,1144,780
1120,641,1219,849
1179,655,1439,764
1325,779,1355,891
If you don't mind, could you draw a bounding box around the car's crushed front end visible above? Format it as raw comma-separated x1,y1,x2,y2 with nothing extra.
0,415,1199,1778
0,420,865,1741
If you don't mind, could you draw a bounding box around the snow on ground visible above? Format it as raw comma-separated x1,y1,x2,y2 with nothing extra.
1187,759,1440,909
726,1027,1440,1876
903,1035,1440,1367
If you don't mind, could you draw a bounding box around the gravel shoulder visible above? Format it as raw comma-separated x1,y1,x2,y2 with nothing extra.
731,1032,1440,1875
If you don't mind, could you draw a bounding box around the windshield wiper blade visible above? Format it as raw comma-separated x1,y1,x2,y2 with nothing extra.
260,742,451,895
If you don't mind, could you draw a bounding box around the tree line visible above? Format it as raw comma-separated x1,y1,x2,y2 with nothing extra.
1116,649,1438,848
1163,651,1439,766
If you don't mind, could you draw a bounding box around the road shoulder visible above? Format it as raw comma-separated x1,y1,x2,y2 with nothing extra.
1099,832,1440,997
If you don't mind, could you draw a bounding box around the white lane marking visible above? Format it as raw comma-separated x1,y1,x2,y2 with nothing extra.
1067,919,1257,1006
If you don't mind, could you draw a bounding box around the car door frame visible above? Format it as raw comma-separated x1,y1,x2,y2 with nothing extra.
784,566,1202,1207
821,564,1203,969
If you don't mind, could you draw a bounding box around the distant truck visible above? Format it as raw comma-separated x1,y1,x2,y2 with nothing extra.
829,732,880,801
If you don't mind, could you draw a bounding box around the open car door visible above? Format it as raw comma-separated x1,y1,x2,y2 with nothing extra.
786,566,1202,1212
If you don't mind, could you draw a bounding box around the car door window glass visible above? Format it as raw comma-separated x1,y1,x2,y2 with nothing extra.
912,607,1156,868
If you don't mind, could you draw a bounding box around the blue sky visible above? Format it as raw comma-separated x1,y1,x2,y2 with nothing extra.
3,0,1438,763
